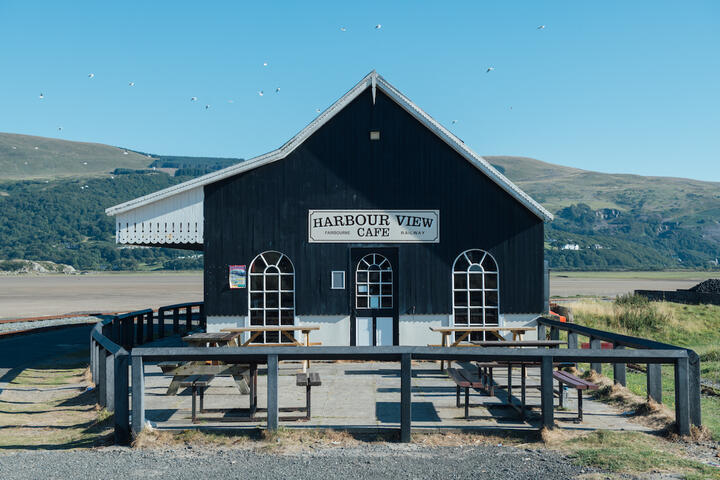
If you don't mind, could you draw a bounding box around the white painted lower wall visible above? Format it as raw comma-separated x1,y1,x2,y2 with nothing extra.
399,314,449,346
297,316,350,347
206,313,541,345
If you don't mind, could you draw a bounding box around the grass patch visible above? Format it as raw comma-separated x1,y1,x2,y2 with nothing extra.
563,431,720,478
0,361,112,449
563,298,720,441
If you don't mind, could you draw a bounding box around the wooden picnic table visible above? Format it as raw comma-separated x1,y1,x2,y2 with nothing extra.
430,326,537,370
430,326,536,345
468,340,565,347
222,325,321,371
182,331,241,347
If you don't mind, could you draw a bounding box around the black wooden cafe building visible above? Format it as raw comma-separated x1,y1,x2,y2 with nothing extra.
106,71,554,347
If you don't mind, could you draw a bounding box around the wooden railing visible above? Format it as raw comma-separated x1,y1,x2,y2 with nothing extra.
536,316,702,430
89,301,204,443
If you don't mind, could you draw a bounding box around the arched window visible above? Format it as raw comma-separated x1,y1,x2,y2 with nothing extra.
452,249,499,341
356,254,393,309
248,251,294,344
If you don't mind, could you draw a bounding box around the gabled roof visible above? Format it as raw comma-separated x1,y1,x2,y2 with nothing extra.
107,71,553,222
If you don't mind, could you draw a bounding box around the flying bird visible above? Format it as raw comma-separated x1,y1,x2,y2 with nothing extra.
205,104,210,109
88,73,95,78
58,127,62,131
486,67,495,73
451,120,458,125
128,81,135,86
190,97,198,101
315,108,321,113
258,90,264,96
38,93,44,99
537,25,546,30
340,26,347,32
275,87,280,93
375,24,382,29
263,62,268,67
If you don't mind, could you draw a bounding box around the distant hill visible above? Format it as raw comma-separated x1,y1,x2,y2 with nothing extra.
0,132,154,179
0,131,717,271
486,156,720,269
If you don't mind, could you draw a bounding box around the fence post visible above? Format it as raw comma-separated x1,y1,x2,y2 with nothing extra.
136,315,144,345
146,311,154,343
647,363,662,404
550,326,560,342
158,309,166,338
90,339,97,382
131,355,145,436
185,306,192,332
688,351,702,427
114,351,130,445
199,303,206,330
537,323,546,341
613,344,627,386
98,349,107,407
173,308,180,333
568,332,578,350
400,353,412,443
541,355,554,429
267,355,279,432
590,337,602,374
105,352,115,412
674,357,690,436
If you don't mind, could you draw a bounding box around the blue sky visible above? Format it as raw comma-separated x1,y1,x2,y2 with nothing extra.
1,1,719,180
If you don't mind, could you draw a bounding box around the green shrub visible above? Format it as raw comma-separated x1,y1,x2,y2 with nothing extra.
612,294,667,333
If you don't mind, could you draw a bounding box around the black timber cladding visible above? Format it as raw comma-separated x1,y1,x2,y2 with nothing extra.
204,88,544,316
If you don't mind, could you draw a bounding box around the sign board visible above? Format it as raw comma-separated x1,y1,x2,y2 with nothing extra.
228,265,246,289
308,210,439,243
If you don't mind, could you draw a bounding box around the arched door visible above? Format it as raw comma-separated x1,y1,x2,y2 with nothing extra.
351,248,398,346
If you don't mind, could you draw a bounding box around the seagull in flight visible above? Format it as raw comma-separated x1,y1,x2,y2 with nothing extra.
486,67,495,73
263,62,269,67
38,93,44,99
88,73,95,78
58,126,63,132
537,25,546,30
190,97,198,102
375,24,382,29
258,90,264,96
340,26,347,32
451,120,458,125
315,108,321,113
205,104,210,109
275,87,280,93
128,81,135,86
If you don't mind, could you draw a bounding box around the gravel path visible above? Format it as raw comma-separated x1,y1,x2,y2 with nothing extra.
0,316,98,334
0,445,594,480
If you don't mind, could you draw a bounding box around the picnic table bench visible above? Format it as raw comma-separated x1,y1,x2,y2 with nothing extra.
446,365,484,419
296,372,322,419
179,375,215,423
553,370,598,422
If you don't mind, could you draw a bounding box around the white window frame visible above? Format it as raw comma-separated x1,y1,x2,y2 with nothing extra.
331,270,346,290
248,251,295,344
451,249,500,340
355,253,393,309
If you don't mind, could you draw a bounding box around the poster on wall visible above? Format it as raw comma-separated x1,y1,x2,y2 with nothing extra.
308,210,439,243
228,265,246,289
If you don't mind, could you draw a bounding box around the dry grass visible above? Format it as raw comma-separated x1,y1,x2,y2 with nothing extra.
133,427,534,452
573,367,677,432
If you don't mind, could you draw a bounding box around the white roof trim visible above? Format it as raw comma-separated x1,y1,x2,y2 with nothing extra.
106,71,553,222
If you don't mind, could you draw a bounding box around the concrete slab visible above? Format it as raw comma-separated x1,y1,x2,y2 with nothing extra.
141,359,651,434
